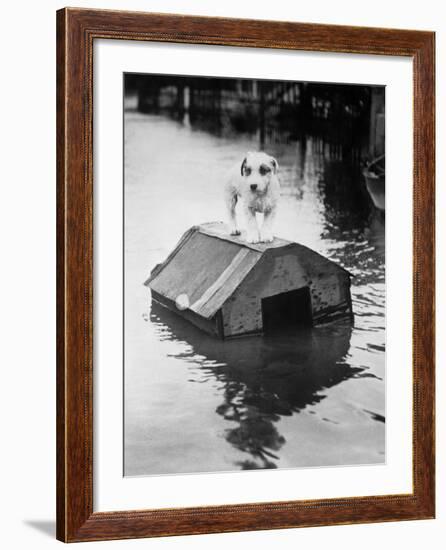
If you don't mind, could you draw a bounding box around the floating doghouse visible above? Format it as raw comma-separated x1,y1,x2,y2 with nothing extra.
145,222,353,338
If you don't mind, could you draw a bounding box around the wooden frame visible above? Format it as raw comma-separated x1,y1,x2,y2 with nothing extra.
56,7,435,542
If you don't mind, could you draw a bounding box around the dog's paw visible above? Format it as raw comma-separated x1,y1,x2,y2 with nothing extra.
260,235,274,243
230,229,241,236
260,231,274,243
246,233,260,244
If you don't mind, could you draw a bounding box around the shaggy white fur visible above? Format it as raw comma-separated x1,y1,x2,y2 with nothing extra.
224,151,280,243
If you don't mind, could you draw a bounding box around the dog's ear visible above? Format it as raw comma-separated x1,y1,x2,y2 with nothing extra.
240,157,247,176
270,157,279,174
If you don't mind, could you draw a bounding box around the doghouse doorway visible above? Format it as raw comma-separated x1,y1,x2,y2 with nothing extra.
261,287,313,334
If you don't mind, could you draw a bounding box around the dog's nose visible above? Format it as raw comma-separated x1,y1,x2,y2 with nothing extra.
250,184,258,191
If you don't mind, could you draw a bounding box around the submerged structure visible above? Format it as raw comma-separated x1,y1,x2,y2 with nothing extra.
144,222,353,338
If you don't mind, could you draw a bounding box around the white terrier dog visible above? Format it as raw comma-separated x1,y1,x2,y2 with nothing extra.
224,151,280,244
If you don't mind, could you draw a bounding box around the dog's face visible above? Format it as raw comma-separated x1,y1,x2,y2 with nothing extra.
240,152,278,195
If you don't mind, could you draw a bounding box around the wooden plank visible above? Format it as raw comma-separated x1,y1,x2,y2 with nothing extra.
144,226,197,285
147,232,244,305
190,248,261,318
151,291,221,336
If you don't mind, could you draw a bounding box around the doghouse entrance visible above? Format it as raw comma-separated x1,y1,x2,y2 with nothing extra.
261,287,313,334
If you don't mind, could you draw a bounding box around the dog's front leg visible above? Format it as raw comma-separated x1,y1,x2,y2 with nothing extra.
244,207,260,244
260,208,276,243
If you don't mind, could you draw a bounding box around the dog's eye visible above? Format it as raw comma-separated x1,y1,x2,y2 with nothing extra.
259,165,271,176
244,167,252,176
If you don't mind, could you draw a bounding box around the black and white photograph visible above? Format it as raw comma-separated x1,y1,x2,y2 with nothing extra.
1,0,441,547
123,73,386,477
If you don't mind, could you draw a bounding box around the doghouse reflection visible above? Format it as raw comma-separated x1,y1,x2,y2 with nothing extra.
150,300,358,470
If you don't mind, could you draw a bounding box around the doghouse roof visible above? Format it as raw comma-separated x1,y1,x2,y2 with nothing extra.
144,222,350,319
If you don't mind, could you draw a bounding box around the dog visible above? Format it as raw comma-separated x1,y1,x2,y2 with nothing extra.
224,151,280,244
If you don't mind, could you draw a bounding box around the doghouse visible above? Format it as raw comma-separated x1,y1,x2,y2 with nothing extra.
145,222,353,338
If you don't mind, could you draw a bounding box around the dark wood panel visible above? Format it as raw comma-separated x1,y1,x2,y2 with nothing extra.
56,7,435,543
66,7,432,54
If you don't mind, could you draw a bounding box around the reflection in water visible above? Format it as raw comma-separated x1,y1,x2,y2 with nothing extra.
320,160,372,232
150,302,361,470
124,111,385,476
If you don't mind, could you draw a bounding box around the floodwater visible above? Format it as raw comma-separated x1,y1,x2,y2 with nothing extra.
124,110,385,476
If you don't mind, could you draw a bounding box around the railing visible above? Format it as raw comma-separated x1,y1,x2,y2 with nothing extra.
127,76,381,163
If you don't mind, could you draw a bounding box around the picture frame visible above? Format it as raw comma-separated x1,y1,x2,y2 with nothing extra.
56,7,435,542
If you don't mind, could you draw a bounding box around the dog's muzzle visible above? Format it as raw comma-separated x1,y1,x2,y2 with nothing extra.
250,184,258,191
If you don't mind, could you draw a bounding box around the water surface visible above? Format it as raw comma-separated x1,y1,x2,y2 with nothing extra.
124,112,385,476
